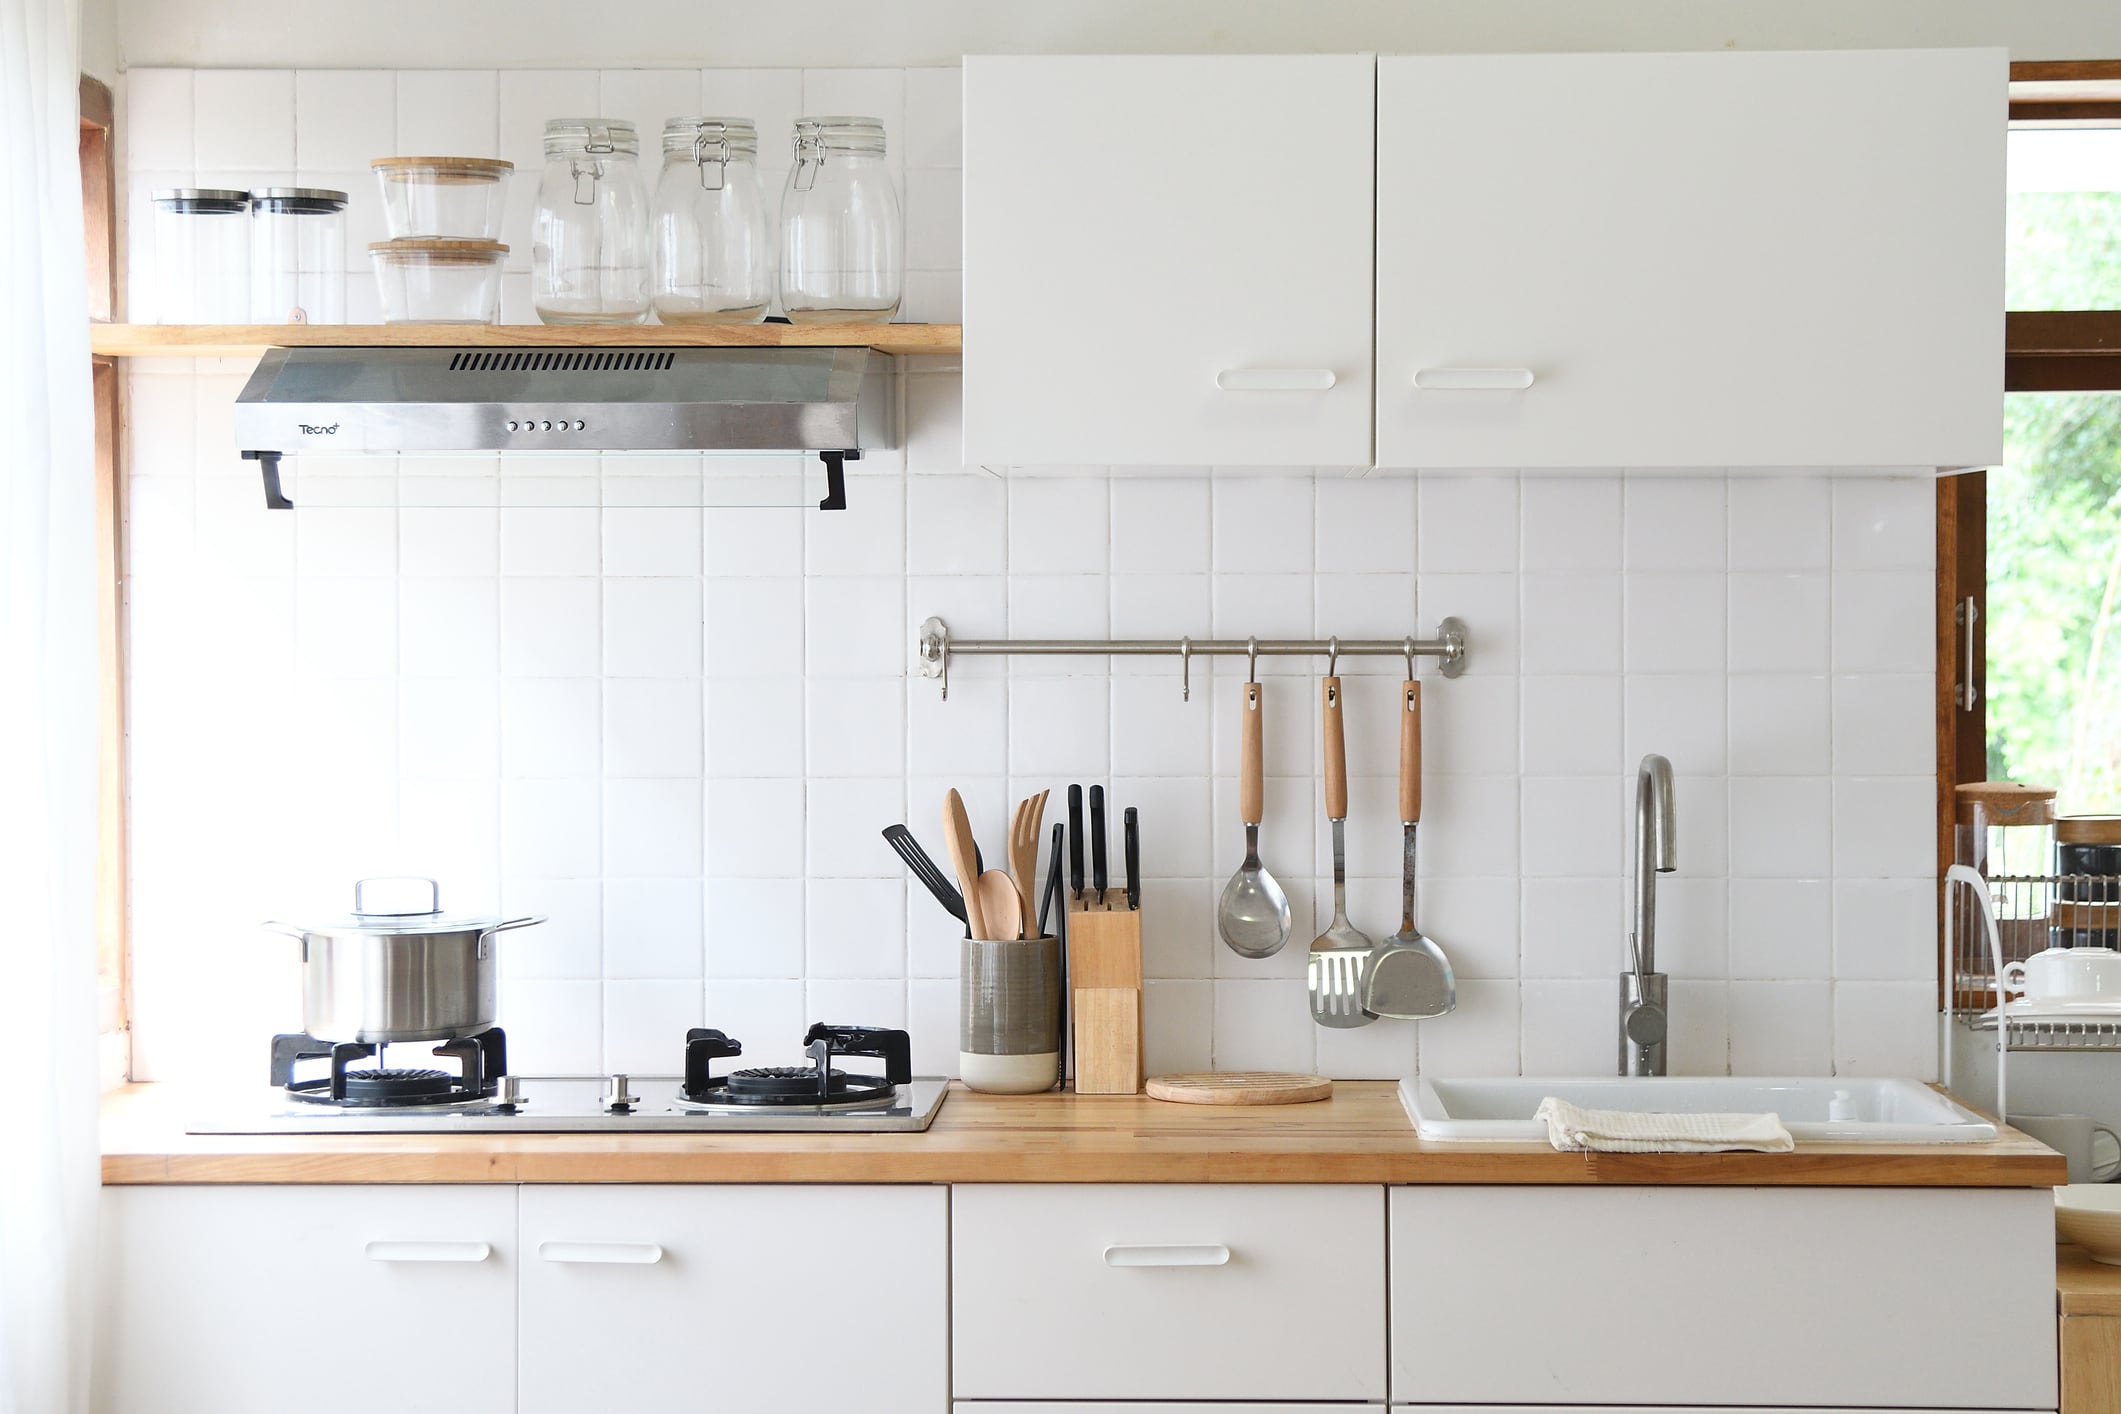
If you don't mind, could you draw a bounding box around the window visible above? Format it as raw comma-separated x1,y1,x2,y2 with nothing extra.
82,72,129,1078
1934,64,2121,965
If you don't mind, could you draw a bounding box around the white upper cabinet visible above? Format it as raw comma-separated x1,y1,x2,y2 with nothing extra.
1374,48,2005,470
963,55,1377,468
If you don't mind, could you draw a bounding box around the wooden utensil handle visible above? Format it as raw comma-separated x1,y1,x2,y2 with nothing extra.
1322,675,1347,820
1400,680,1421,823
1240,681,1264,826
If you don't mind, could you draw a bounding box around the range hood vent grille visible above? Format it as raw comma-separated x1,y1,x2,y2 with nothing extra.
446,349,679,374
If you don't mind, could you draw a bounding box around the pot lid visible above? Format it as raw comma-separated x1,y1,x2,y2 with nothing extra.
270,877,535,935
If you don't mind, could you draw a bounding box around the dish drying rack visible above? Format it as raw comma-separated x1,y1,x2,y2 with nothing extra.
1941,862,2121,1118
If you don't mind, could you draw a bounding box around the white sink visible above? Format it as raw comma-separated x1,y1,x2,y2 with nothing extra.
1400,1076,1998,1144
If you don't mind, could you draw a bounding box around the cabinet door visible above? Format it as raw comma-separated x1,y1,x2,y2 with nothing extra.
1390,1186,2055,1408
95,1185,515,1414
519,1185,947,1414
964,55,1375,467
1375,48,2004,470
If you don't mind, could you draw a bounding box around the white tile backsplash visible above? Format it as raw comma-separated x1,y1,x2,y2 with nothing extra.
121,63,1944,1082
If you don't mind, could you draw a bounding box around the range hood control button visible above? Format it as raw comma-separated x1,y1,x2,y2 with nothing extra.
506,420,519,432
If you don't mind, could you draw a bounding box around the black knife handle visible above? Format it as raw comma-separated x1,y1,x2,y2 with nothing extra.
1067,784,1084,898
1123,805,1140,911
1089,785,1107,897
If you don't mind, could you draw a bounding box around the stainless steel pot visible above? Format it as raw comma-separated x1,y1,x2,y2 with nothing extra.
264,877,543,1043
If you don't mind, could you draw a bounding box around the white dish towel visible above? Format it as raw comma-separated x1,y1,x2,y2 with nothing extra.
1533,1096,1796,1153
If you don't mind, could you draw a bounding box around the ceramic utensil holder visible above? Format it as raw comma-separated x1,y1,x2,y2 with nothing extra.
960,935,1062,1094
1069,890,1143,1095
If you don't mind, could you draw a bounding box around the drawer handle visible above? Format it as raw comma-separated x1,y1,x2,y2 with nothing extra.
364,1241,491,1264
1412,367,1536,391
1102,1243,1231,1268
1215,368,1336,392
537,1241,664,1265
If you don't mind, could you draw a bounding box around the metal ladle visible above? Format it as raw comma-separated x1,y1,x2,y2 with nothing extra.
1218,645,1292,957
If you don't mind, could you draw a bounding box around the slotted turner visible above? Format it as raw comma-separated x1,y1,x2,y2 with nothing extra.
1309,674,1375,1028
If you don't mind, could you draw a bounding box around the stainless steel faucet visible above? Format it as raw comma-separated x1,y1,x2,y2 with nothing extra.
1620,754,1676,1076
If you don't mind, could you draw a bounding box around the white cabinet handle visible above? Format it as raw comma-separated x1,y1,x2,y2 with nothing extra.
1102,1243,1231,1268
1215,368,1337,392
537,1241,665,1265
1412,367,1536,391
364,1240,491,1263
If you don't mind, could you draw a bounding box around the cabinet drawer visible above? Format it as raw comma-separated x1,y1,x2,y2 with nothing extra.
952,1184,1385,1401
962,1406,1352,1413
1390,1188,2055,1408
520,1185,946,1414
96,1185,515,1414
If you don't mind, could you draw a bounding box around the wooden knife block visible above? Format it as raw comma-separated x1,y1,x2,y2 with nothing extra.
1069,890,1143,1095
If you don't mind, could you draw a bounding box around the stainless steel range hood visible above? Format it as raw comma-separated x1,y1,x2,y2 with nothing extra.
231,344,893,509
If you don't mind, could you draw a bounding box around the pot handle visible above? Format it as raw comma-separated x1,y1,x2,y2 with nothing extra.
479,915,546,940
261,921,307,941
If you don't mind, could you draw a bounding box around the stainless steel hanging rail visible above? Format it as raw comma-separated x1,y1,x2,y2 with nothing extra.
914,616,1469,699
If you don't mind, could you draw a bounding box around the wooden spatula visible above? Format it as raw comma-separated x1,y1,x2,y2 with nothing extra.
943,788,989,941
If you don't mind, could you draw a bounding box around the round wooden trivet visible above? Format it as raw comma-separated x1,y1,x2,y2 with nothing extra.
1145,1072,1333,1105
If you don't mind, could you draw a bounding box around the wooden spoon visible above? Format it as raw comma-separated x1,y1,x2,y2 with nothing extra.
977,869,1024,940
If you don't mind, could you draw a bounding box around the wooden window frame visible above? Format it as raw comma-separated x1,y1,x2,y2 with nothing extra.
83,73,129,1071
1937,62,2121,1004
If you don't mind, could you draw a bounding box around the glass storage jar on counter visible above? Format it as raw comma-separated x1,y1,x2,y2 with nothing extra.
152,188,250,322
533,119,650,324
779,116,901,323
1954,782,2059,963
651,117,771,324
2057,815,2121,947
369,239,507,323
250,187,347,323
371,156,511,239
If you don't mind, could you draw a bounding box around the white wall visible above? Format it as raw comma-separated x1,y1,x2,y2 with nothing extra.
119,62,1941,1087
111,0,2121,70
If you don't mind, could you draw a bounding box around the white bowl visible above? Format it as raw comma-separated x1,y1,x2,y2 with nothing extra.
2057,1184,2121,1264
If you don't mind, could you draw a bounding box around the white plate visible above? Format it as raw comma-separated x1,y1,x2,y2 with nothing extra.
1985,998,2121,1020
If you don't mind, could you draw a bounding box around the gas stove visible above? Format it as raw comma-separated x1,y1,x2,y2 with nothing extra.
187,1023,948,1135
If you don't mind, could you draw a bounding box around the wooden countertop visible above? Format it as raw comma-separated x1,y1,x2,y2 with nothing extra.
102,1082,2066,1187
2061,1244,2121,1315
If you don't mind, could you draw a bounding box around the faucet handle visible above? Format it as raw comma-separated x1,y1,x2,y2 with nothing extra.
1623,999,1668,1047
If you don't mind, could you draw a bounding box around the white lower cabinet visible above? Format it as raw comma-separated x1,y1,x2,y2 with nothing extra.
96,1185,517,1414
518,1184,947,1414
1388,1187,2057,1409
952,1184,1387,1402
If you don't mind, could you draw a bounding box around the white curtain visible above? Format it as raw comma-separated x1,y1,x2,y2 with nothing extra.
0,0,101,1408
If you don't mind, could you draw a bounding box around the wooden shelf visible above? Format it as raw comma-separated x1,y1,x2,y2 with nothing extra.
90,321,961,359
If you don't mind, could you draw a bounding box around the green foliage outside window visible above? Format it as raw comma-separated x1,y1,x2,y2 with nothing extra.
1992,190,2121,808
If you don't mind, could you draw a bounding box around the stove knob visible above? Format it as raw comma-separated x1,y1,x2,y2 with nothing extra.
494,1076,523,1111
603,1073,639,1113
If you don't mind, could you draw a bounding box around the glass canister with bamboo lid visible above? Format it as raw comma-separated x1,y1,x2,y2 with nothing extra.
2057,814,2121,947
1956,782,2058,963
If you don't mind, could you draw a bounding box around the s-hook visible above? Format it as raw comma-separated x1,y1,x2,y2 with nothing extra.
1179,637,1193,701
